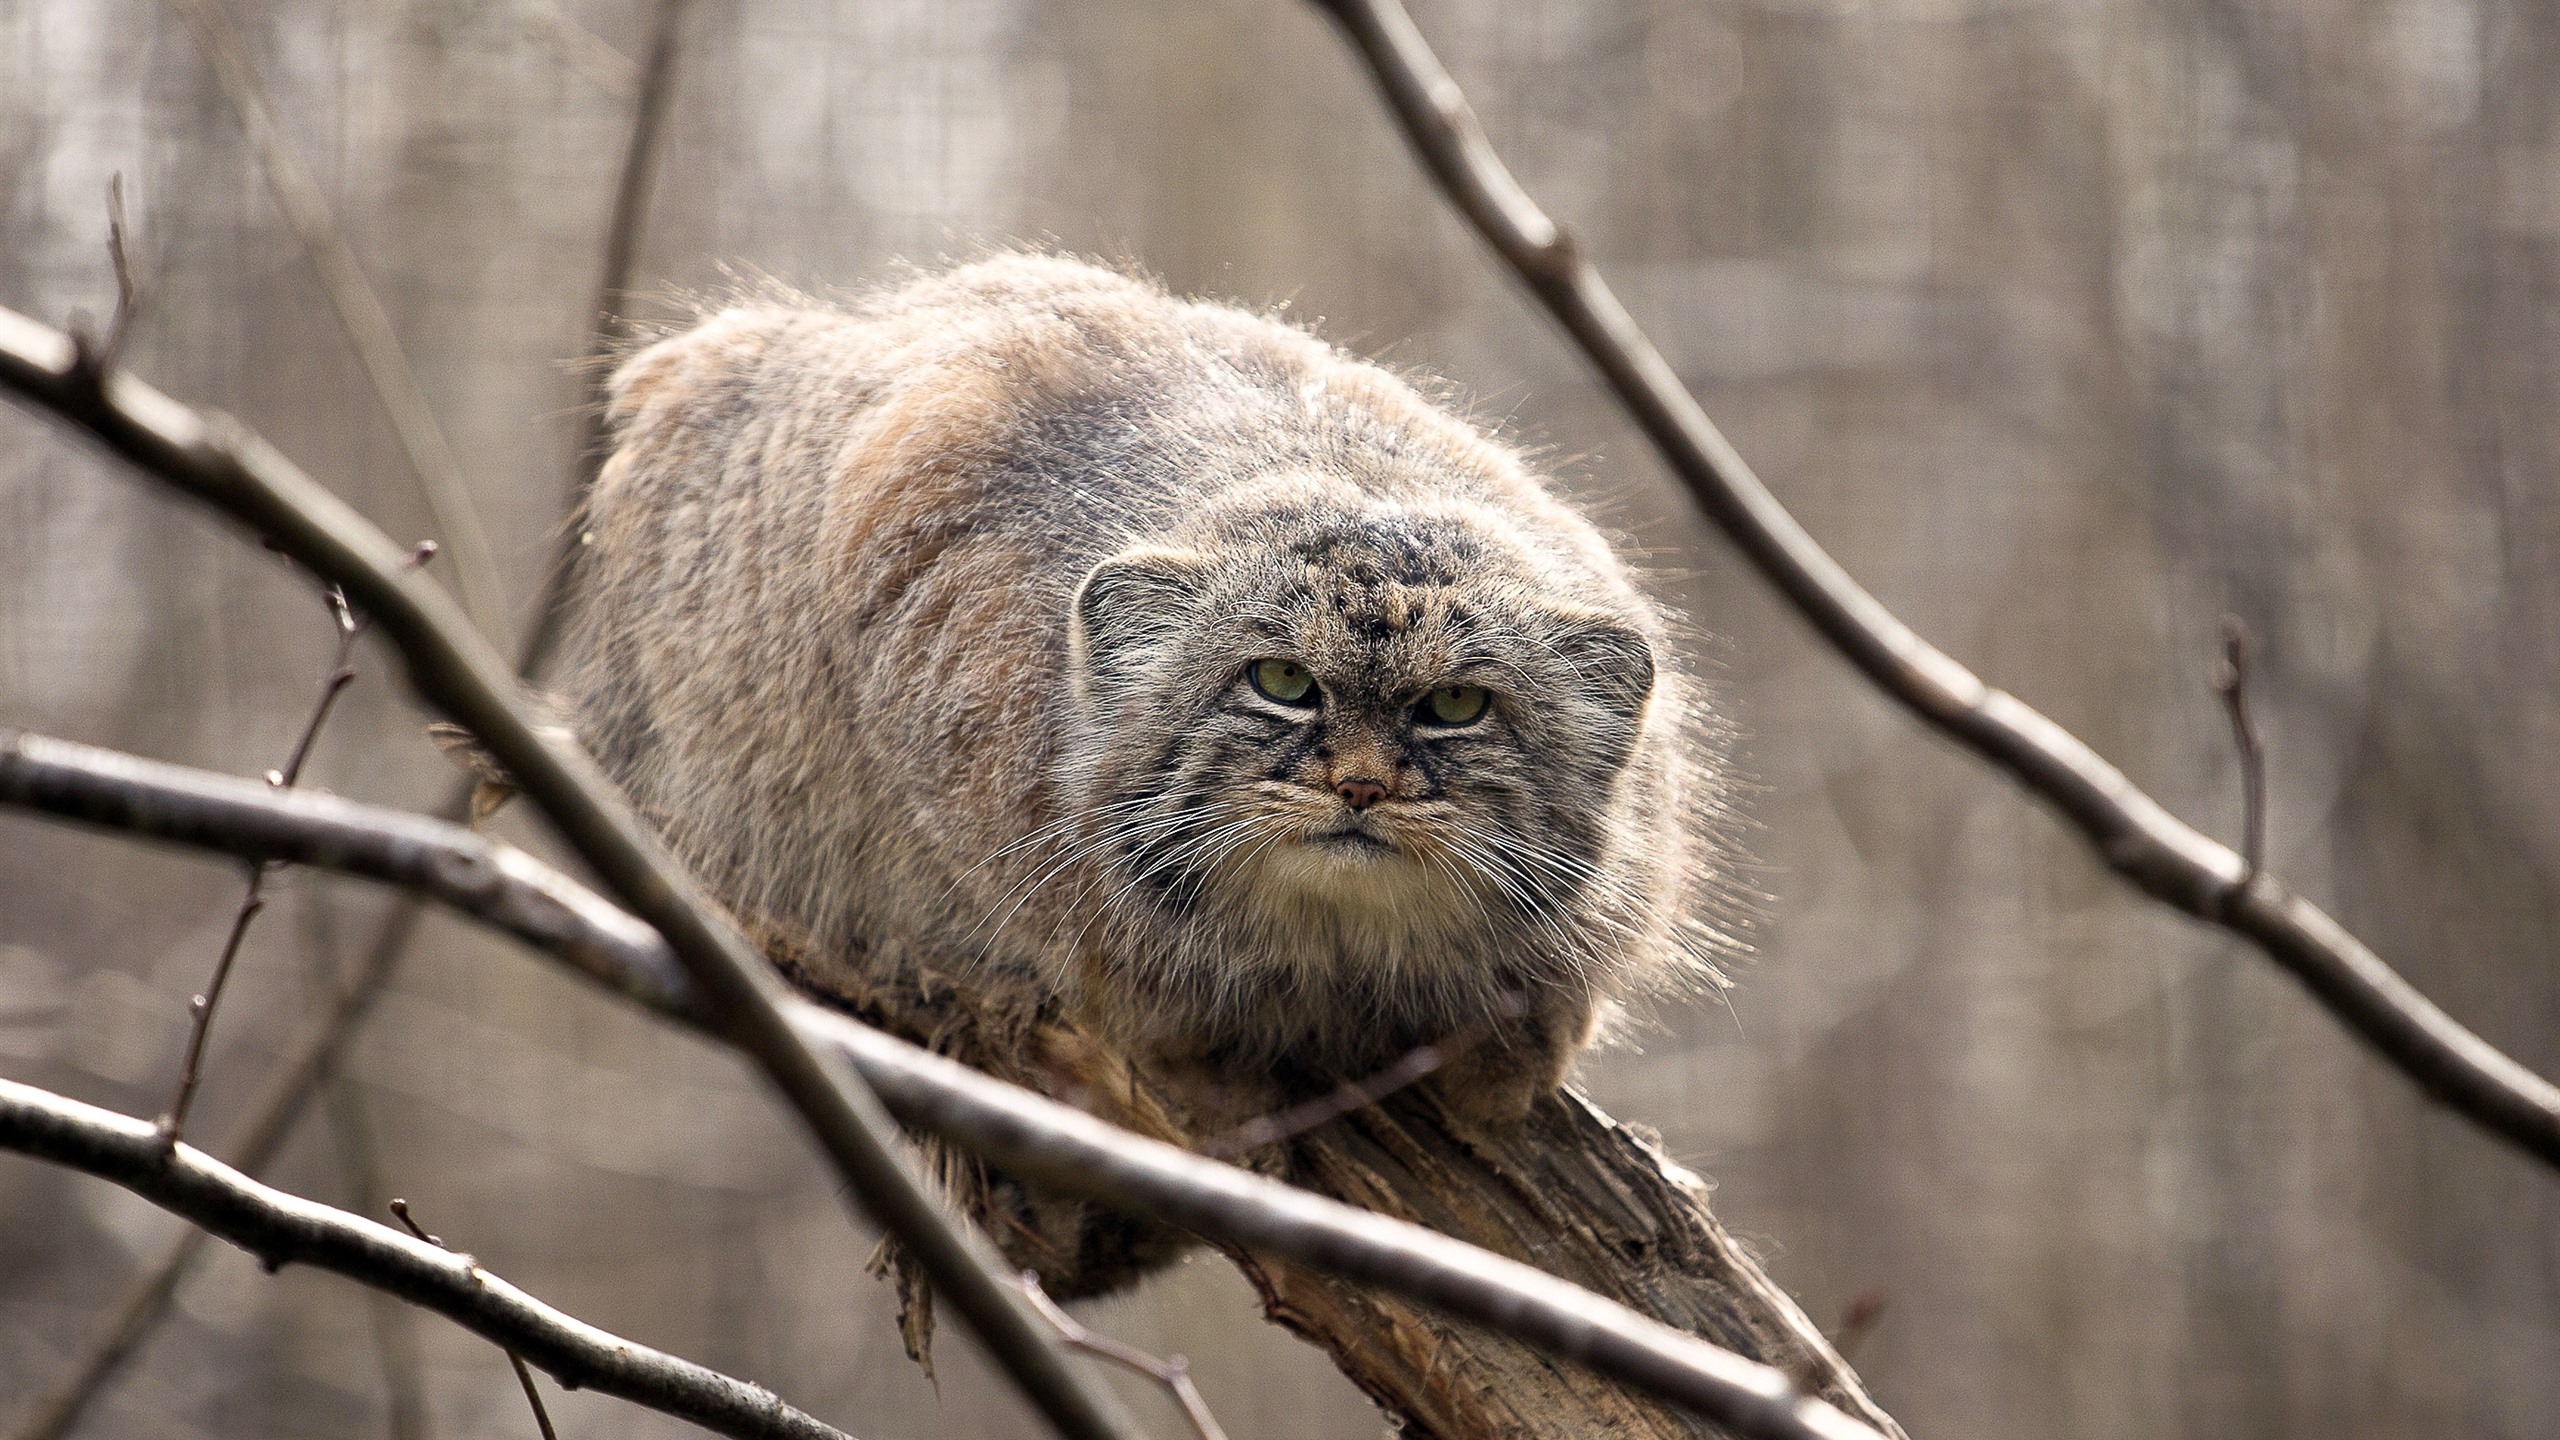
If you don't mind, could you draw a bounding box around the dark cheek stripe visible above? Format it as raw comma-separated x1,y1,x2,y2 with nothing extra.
1262,721,1323,782
1406,738,1453,798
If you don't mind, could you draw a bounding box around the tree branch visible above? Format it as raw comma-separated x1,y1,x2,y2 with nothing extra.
0,728,1897,1440
6,845,425,1440
517,0,694,680
1021,1276,1228,1440
0,308,1138,1440
18,22,688,1395
159,583,367,1145
389,1198,560,1440
0,1077,852,1440
1305,0,2560,1172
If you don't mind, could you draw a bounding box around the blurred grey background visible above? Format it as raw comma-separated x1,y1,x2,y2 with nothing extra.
5,1,2558,1437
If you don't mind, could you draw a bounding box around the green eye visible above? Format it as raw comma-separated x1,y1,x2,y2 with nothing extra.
1249,658,1319,706
1419,684,1490,727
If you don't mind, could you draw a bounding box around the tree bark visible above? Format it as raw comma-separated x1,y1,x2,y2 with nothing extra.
1232,1087,1902,1440
764,931,1904,1440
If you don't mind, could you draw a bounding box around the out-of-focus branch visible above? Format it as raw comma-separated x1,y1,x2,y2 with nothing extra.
519,0,694,679
165,0,511,647
4,896,417,1440
518,0,643,99
36,13,702,1409
0,1078,853,1440
0,728,1899,1440
19,16,688,1417
2209,618,2266,891
0,308,1139,1440
1307,0,2560,1172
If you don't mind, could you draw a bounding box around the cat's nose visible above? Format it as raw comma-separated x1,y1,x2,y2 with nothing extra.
1336,777,1387,811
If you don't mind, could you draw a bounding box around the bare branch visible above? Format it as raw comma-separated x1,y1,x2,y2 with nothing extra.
2209,617,2266,896
1020,1276,1227,1440
100,174,139,367
1306,0,2560,1172
0,307,1139,1440
164,0,512,647
390,1200,559,1440
19,14,672,1383
21,544,445,1439
0,1077,854,1440
159,585,366,1144
517,0,694,680
0,727,1897,1440
7,893,423,1440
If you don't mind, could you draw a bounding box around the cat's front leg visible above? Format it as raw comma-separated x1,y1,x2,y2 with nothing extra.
1431,986,1601,1128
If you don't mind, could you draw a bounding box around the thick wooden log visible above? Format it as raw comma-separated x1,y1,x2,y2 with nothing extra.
765,932,1905,1440
1230,1087,1903,1440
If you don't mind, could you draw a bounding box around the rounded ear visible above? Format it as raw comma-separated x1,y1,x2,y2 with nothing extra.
1550,612,1658,722
1070,546,1208,679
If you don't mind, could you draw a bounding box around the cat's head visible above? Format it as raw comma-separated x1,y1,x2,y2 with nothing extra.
1057,479,1682,1012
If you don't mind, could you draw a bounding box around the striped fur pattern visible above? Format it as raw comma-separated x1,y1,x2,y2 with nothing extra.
564,254,1739,1120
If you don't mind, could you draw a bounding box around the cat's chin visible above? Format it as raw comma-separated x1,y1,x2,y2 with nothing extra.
1248,833,1440,902
1299,828,1401,862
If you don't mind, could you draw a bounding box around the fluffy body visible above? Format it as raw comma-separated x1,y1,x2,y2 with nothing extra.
565,254,1734,1115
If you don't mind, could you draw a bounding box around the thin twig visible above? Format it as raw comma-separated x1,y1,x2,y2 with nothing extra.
6,897,422,1440
157,585,368,1144
391,1200,560,1440
156,884,264,1145
2210,616,2266,898
1305,0,2560,1172
18,546,437,1440
0,1078,854,1440
16,0,677,1367
0,727,1898,1440
1020,1276,1227,1440
100,174,140,367
517,0,693,679
0,308,1139,1440
165,0,511,647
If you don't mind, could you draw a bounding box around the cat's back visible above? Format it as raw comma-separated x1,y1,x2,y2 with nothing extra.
573,258,1287,957
568,252,1626,977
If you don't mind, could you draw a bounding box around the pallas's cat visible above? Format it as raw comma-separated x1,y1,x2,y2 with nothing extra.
563,254,1736,1125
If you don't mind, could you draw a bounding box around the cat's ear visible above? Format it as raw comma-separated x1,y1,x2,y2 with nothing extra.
1071,545,1209,679
1549,610,1658,722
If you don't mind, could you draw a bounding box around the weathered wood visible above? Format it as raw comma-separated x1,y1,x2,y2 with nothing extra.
1231,1087,1902,1440
764,929,1904,1440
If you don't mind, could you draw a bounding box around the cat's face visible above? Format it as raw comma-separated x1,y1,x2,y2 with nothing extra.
1060,489,1661,978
